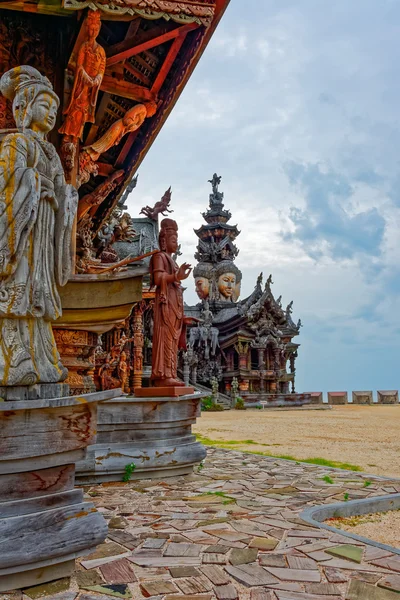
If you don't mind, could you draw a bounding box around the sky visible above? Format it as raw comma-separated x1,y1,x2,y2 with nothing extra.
126,0,400,395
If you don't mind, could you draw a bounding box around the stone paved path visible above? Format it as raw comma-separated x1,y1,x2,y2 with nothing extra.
14,448,400,600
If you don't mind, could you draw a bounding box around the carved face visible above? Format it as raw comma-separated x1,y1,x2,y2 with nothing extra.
87,17,101,40
218,272,236,300
165,231,178,254
195,276,210,300
233,281,241,302
30,92,58,134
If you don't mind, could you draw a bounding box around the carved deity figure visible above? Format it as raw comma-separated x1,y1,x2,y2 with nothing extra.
193,262,212,301
84,101,157,162
118,350,129,393
0,66,78,386
59,10,106,141
215,262,242,302
77,169,124,221
150,218,193,387
140,186,173,221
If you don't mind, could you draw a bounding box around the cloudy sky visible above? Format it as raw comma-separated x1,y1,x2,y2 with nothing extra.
127,0,400,395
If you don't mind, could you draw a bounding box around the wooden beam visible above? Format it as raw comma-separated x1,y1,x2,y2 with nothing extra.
106,23,198,67
151,34,186,95
105,23,170,60
116,130,139,167
100,75,155,102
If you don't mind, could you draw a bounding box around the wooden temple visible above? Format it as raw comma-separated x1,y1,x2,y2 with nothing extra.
184,175,310,407
0,0,230,395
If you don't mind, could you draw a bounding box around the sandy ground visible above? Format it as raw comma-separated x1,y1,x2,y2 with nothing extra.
193,405,400,478
328,510,400,548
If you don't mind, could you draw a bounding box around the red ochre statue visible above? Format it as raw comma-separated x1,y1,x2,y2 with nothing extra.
135,219,196,397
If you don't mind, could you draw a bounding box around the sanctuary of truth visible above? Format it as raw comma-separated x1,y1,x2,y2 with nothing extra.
0,0,306,590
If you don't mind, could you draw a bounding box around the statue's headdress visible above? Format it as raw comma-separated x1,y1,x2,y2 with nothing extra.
0,65,59,129
215,260,242,282
193,262,213,279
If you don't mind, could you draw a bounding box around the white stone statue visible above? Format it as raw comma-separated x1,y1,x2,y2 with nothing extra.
0,66,78,386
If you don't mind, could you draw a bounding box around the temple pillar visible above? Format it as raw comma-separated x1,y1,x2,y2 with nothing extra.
53,328,97,395
132,301,145,389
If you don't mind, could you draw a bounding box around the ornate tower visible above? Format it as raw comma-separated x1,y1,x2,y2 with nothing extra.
193,174,242,304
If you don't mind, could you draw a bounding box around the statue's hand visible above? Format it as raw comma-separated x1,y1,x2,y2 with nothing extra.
177,262,192,281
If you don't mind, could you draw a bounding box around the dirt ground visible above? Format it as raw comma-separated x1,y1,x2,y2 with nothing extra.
328,510,400,548
193,405,400,478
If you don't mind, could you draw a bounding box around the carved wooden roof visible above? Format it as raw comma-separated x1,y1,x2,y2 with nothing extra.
62,0,216,26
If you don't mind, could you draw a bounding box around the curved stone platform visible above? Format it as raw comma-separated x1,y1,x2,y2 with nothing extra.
76,392,206,484
0,389,120,592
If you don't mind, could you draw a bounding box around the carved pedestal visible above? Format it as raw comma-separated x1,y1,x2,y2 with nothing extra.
54,328,98,395
0,389,120,592
76,392,206,484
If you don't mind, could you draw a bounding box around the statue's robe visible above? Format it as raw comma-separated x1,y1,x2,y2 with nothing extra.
150,251,186,383
0,130,77,385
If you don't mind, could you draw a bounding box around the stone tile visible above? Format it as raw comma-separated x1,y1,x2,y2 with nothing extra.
250,590,275,600
203,553,227,564
201,565,231,586
142,537,167,549
269,583,303,592
23,578,70,599
175,575,212,594
259,554,287,568
325,545,364,564
229,547,259,566
346,579,400,599
99,558,137,584
305,582,342,595
364,547,394,562
183,529,219,544
249,537,279,550
205,544,230,554
108,516,128,529
287,555,319,570
166,596,213,600
265,567,321,582
274,593,342,600
140,579,179,596
79,595,122,600
1,594,23,600
378,574,400,593
83,542,127,562
164,542,202,557
76,569,104,587
371,556,400,572
169,566,202,578
129,554,201,567
82,585,132,598
107,531,141,550
349,571,382,584
214,583,239,599
225,564,279,587
324,567,349,583
205,528,250,542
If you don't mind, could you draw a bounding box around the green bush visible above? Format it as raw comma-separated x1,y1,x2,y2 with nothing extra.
201,396,224,411
234,397,246,410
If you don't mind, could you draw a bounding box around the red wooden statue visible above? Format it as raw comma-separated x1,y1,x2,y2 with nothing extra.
150,219,193,387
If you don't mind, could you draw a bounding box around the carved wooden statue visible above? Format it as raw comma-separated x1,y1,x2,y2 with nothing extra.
140,186,173,220
83,101,157,161
150,218,193,387
59,10,106,141
0,66,78,386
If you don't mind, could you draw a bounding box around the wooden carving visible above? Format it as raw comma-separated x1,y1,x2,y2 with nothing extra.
78,100,157,185
150,218,196,387
77,169,124,221
0,65,78,387
140,186,173,220
59,10,106,141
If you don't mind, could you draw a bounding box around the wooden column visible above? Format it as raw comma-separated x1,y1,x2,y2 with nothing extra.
132,301,145,389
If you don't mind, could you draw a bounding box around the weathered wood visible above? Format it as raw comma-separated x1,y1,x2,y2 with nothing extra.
76,393,206,483
0,390,118,592
100,75,155,102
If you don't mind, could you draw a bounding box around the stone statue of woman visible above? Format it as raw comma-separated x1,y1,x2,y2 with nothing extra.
0,66,78,387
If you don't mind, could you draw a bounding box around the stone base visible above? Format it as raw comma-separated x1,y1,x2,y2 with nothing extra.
0,382,70,401
0,389,120,592
134,386,195,397
76,392,206,484
0,559,74,593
